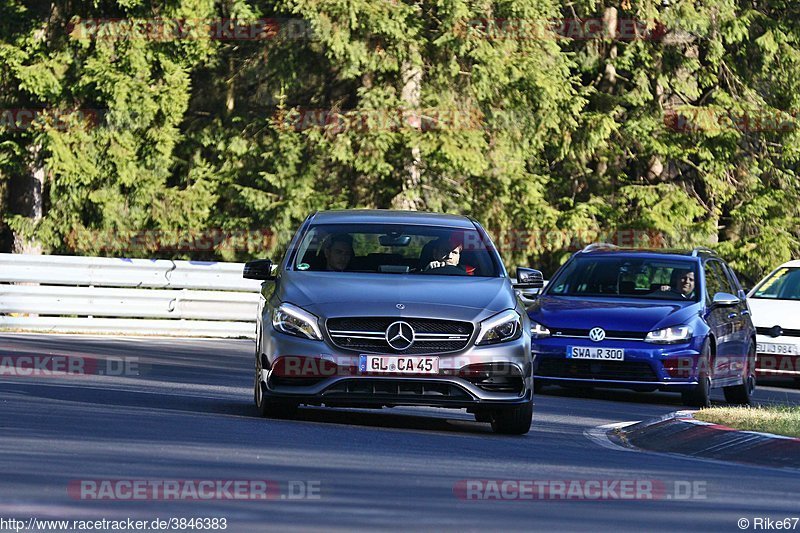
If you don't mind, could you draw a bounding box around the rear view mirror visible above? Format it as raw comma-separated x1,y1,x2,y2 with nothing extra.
514,267,544,289
379,234,412,247
243,259,275,280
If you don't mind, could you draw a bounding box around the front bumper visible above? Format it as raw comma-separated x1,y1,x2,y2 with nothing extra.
259,330,532,408
755,334,800,377
532,336,703,391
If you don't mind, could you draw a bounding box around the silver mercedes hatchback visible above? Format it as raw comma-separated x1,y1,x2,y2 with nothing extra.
244,209,541,434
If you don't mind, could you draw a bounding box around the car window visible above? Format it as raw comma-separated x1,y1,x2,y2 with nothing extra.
290,223,502,277
704,260,733,303
545,256,699,300
721,263,744,296
752,267,800,301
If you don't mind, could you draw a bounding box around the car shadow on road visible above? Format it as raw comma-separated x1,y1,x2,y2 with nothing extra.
536,385,712,407
270,405,497,435
0,380,502,437
536,381,800,407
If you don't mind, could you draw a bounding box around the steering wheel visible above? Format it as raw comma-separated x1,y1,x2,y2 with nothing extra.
426,264,467,276
649,287,687,299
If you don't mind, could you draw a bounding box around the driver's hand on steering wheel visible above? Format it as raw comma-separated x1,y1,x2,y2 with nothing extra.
659,285,671,291
425,261,447,270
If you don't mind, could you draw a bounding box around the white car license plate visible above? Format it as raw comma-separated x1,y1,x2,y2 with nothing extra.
757,342,798,355
359,355,439,374
567,346,625,361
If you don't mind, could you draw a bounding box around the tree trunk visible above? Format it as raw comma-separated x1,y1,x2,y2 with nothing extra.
226,55,235,115
9,144,45,255
392,57,424,211
602,7,618,89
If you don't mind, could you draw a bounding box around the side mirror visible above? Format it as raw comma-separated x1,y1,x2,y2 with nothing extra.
244,259,275,281
514,267,544,289
712,292,740,308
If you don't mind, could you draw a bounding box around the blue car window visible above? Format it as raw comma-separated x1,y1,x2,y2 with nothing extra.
547,256,699,301
704,260,733,303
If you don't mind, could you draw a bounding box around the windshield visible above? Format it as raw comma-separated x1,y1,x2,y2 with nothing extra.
546,256,700,301
752,267,800,301
291,223,502,277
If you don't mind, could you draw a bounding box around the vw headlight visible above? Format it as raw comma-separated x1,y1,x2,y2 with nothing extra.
476,310,522,345
645,325,692,344
530,321,551,339
272,303,323,340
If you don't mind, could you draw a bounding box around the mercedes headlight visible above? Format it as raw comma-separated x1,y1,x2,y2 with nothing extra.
476,310,522,345
645,325,692,344
272,303,323,340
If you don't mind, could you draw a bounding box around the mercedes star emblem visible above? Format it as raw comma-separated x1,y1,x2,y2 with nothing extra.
386,321,415,351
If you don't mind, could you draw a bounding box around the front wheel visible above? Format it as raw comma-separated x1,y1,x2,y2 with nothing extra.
490,400,533,435
473,410,492,423
682,340,712,408
254,358,297,419
723,340,756,405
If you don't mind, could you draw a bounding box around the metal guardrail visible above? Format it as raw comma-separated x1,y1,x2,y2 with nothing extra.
0,254,263,338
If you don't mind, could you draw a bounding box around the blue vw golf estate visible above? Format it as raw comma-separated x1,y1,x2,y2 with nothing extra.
528,245,757,406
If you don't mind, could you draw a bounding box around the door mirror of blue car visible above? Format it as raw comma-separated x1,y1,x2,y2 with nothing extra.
243,259,276,280
515,267,544,290
712,292,740,308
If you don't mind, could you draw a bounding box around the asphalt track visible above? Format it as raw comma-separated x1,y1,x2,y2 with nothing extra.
1,333,798,532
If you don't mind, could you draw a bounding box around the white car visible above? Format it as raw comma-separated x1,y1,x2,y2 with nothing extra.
748,260,800,379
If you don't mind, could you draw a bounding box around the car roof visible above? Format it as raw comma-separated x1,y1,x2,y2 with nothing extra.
309,209,477,229
776,260,800,268
576,247,707,261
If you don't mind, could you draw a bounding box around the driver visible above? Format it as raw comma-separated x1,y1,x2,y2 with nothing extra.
424,237,466,273
660,268,695,298
322,233,354,271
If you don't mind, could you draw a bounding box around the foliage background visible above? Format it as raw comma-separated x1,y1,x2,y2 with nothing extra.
1,0,799,280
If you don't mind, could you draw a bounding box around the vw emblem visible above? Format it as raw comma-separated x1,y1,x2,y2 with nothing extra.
589,327,606,342
386,321,415,351
396,303,405,310
769,325,784,338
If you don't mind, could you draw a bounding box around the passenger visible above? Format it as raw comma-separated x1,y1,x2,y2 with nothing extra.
323,234,354,272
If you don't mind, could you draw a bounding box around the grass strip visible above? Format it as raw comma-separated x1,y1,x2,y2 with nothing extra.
694,405,800,438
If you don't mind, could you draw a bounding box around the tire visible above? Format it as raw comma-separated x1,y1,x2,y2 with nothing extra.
473,410,492,423
682,340,712,408
490,400,533,435
724,340,756,405
559,384,593,394
254,357,297,419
